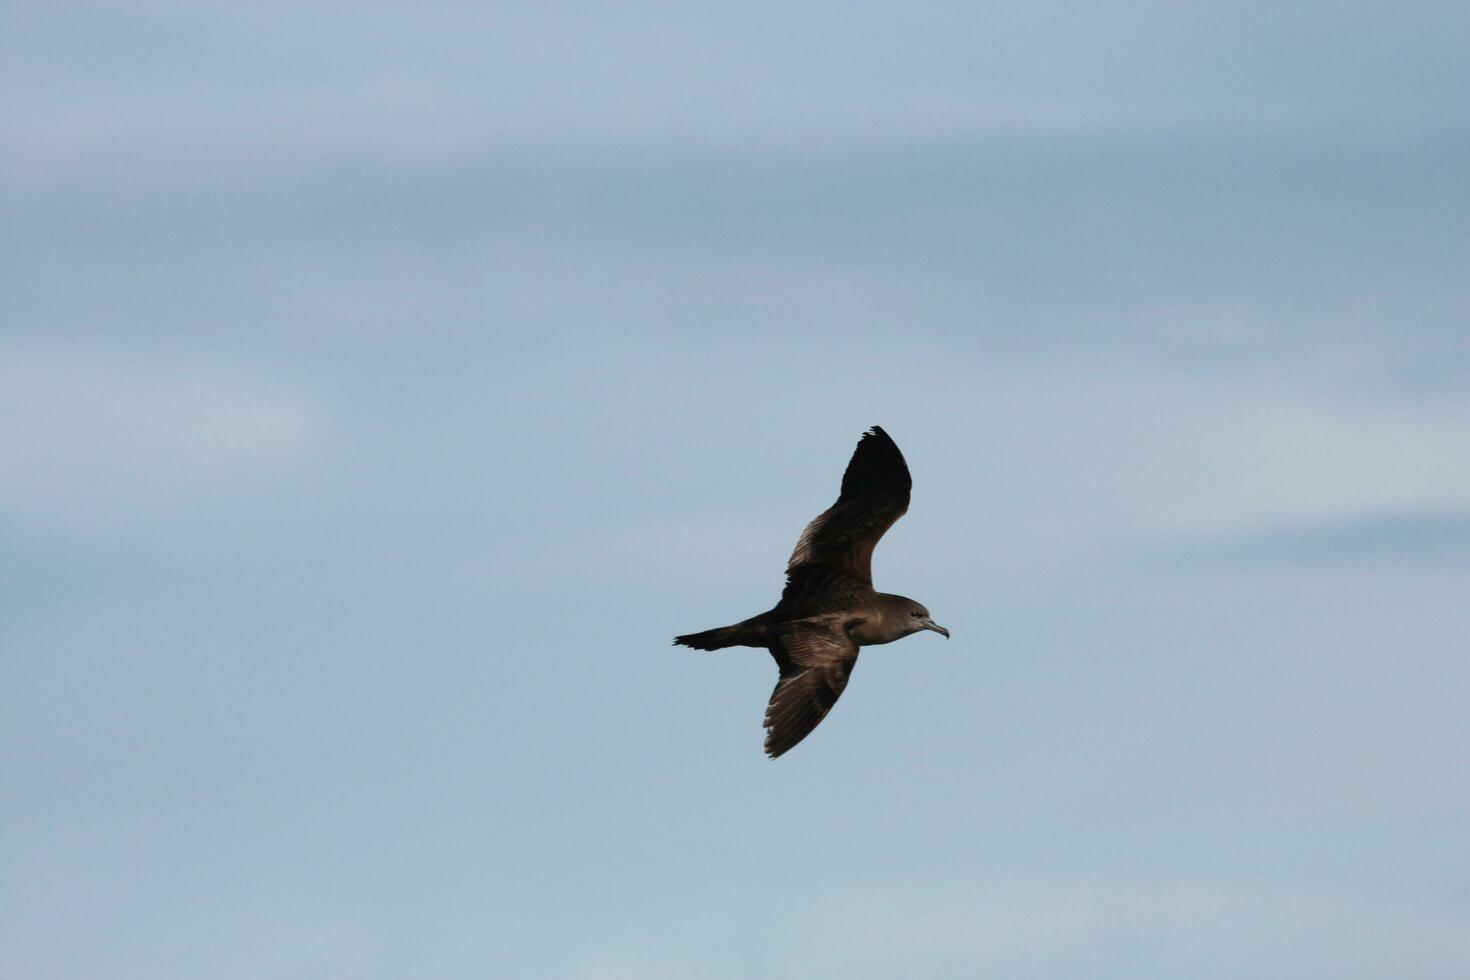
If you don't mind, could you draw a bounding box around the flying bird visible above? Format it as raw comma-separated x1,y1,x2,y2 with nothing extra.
675,426,948,758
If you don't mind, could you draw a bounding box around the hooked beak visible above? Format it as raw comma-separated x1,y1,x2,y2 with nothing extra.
919,618,950,639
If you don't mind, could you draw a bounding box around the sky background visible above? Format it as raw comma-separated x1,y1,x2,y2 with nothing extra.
3,4,1469,978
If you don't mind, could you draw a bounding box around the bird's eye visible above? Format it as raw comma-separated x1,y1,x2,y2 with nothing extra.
910,611,920,617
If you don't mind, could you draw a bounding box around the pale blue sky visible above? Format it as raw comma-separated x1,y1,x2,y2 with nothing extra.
3,4,1468,978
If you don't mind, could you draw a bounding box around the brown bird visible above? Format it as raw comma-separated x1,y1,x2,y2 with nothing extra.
675,426,948,758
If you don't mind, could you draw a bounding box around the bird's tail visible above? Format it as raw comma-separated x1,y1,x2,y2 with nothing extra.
674,615,766,651
673,625,743,650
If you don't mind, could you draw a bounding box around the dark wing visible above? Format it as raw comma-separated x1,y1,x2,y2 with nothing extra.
781,426,911,608
763,620,861,759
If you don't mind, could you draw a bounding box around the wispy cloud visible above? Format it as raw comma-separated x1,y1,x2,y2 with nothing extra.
0,344,330,536
1140,508,1470,571
797,871,1470,979
4,7,1468,980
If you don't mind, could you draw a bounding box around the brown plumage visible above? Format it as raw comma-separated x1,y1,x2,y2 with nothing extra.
675,426,948,758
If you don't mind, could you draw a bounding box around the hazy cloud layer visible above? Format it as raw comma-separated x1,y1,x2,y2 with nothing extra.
1144,508,1470,571
0,344,329,532
3,4,1467,979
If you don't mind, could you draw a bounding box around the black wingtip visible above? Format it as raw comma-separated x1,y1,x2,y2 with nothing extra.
763,734,801,760
840,425,911,498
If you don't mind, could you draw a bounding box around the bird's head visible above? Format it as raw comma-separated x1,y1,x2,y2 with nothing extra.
895,596,949,639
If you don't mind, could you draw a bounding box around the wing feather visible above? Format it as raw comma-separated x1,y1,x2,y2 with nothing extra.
782,427,911,607
763,621,861,758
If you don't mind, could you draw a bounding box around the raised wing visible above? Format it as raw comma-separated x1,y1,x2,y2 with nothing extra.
782,426,911,603
763,620,861,758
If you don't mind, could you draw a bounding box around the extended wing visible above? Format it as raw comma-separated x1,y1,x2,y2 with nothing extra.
763,620,861,758
780,426,911,609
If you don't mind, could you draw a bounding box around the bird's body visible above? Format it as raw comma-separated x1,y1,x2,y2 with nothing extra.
675,426,947,758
